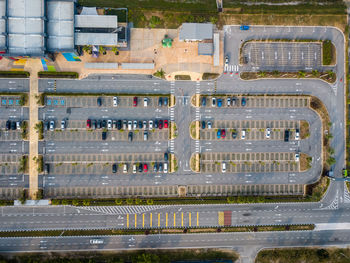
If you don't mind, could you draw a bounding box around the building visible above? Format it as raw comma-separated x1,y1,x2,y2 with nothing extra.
179,23,213,42
0,0,124,58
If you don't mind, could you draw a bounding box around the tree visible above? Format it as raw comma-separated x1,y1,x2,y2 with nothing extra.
83,45,92,54
209,16,218,24
99,46,106,55
112,46,119,54
326,157,336,166
149,16,162,28
72,200,79,206
83,200,90,206
154,69,165,79
136,253,160,263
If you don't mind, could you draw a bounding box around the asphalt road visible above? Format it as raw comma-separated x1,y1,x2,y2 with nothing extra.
0,79,29,92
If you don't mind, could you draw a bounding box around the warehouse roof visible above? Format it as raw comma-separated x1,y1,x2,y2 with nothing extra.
198,42,213,55
179,23,213,41
75,15,118,28
75,32,118,45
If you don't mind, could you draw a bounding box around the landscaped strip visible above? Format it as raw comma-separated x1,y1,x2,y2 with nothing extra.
0,71,30,78
322,40,336,65
0,224,314,237
38,71,79,79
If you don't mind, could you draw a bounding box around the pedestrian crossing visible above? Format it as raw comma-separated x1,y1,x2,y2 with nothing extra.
169,140,175,153
169,107,175,121
76,205,168,215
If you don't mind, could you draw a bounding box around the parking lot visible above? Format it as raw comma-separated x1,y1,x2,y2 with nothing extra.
200,120,300,140
199,95,309,108
242,42,322,71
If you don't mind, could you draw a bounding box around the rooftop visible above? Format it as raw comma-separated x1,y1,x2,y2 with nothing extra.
179,23,213,41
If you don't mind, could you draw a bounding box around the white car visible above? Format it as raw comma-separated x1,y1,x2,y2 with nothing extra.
107,120,112,130
133,120,137,130
128,121,132,130
266,128,271,139
90,239,103,244
207,121,212,129
221,162,226,173
227,97,231,107
295,153,300,162
149,120,153,129
241,130,246,140
143,97,148,107
113,96,118,107
133,164,137,174
143,120,147,130
16,121,21,130
61,120,65,130
49,120,55,131
295,129,300,140
123,164,128,173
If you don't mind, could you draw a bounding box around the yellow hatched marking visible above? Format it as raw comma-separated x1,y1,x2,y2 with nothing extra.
142,214,145,228
218,211,224,226
181,212,184,227
166,213,168,227
197,212,199,226
150,213,153,227
158,213,160,227
173,213,176,227
127,214,129,228
189,212,191,227
135,214,137,228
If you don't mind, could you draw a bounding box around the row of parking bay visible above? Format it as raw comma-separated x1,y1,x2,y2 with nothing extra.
0,130,22,141
202,152,296,162
1,96,22,107
46,96,169,108
201,129,296,140
45,130,169,141
201,96,309,108
0,164,19,174
242,42,321,69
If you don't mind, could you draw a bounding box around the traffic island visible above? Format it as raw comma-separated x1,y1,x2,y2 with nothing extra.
169,94,176,107
190,94,200,107
169,121,178,139
300,120,310,139
300,153,312,172
189,121,200,140
190,153,200,173
169,154,178,173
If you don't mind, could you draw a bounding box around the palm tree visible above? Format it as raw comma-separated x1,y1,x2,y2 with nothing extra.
82,45,92,54
99,46,106,55
111,46,119,54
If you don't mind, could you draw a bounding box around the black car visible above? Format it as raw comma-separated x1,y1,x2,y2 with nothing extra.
101,120,107,129
201,97,206,106
128,132,133,142
97,120,102,129
232,131,237,139
92,120,97,130
5,120,10,130
117,120,122,130
97,97,102,107
201,121,206,129
284,130,290,142
164,97,168,106
138,120,143,129
158,163,163,172
102,131,107,140
153,162,158,172
164,153,168,162
112,164,117,173
158,97,163,107
11,121,16,130
154,120,159,129
138,163,143,172
44,163,50,174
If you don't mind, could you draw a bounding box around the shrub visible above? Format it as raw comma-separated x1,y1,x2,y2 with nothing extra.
322,40,333,65
115,199,123,205
126,198,133,205
38,71,79,79
146,199,154,205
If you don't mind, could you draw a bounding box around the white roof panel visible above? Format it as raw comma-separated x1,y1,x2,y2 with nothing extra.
8,18,44,34
121,63,155,70
8,34,44,55
47,1,74,20
75,33,118,45
0,1,5,17
75,15,118,28
85,63,118,69
213,33,220,66
8,0,44,17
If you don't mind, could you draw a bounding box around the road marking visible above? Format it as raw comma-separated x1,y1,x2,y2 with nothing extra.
150,213,152,227
197,212,199,226
142,213,145,228
158,213,160,227
189,212,191,227
166,213,168,228
174,213,176,227
135,214,137,228
127,214,129,228
181,212,184,227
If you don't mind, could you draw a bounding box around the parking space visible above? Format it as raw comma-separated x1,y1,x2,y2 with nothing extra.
45,95,170,108
242,42,322,71
200,95,309,108
0,96,22,107
201,152,298,173
200,120,299,140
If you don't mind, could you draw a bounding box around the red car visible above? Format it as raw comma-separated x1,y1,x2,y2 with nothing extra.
164,120,168,128
221,129,226,138
86,119,91,129
133,97,138,107
143,164,148,172
159,120,163,129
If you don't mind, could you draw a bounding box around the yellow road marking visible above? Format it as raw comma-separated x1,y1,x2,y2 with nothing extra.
197,212,199,226
150,213,153,227
142,214,145,228
135,214,137,228
158,213,160,227
166,213,168,227
189,212,191,227
174,213,176,227
127,213,129,228
181,212,183,227
218,211,224,226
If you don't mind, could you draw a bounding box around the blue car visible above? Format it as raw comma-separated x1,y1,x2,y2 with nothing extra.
241,97,246,106
217,129,221,139
240,25,249,30
217,99,222,108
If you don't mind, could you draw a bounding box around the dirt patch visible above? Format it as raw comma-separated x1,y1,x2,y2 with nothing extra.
175,75,191,80
300,153,312,172
300,120,310,139
202,72,220,80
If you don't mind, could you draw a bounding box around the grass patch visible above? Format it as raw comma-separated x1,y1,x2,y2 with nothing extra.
34,121,44,140
322,40,336,65
300,120,310,139
105,8,127,22
256,247,350,263
38,71,79,79
35,155,44,173
20,120,28,140
175,75,191,80
189,121,199,140
169,121,177,140
0,71,29,78
202,73,220,80
18,155,28,174
300,153,312,172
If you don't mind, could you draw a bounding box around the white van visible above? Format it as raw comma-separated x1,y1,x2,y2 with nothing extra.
123,164,128,173
164,163,168,173
144,97,148,107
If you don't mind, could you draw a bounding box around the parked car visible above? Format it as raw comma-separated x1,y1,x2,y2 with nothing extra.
154,163,158,172
295,129,300,140
159,120,163,129
164,120,168,129
222,162,226,173
164,152,168,162
207,121,212,129
113,96,118,107
116,120,122,130
149,120,153,129
158,163,163,172
143,97,148,107
138,120,143,129
240,25,250,30
232,97,237,106
123,164,128,173
241,130,246,139
295,153,300,162
44,121,48,131
225,55,229,65
50,120,55,131
217,129,221,139
217,99,222,108
112,120,117,129
107,120,112,130
154,120,159,129
133,164,137,174
128,121,132,130
144,131,148,141
266,128,271,139
232,131,237,139
133,120,137,130
158,97,163,107
212,97,216,107
128,132,133,142
123,120,127,130
61,120,65,130
143,120,147,130
5,120,10,130
284,130,290,142
143,164,148,172
92,120,97,130
101,120,106,129
221,129,226,138
227,97,231,107
102,131,107,140
201,121,206,129
241,97,246,106
112,164,117,173
201,97,206,106
164,97,168,106
44,163,50,174
16,121,21,130
164,163,168,173
97,97,102,107
133,97,138,107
